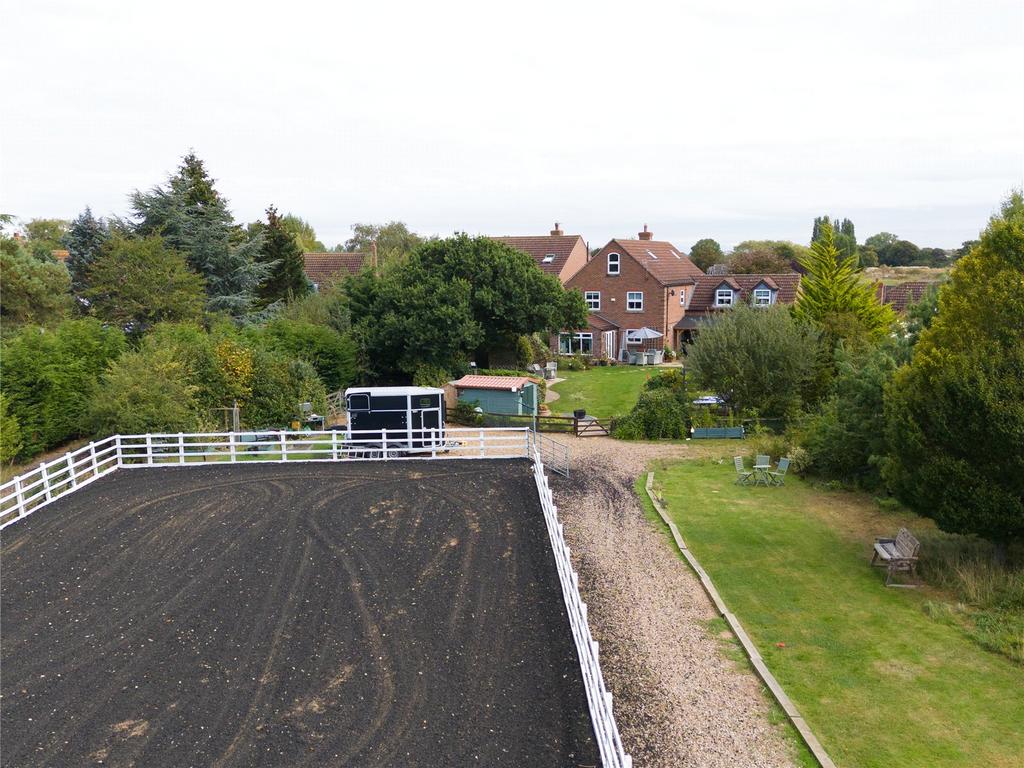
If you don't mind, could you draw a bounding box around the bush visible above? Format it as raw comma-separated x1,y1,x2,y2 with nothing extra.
244,351,326,429
515,335,534,369
563,353,589,371
613,389,689,440
251,319,357,392
1,319,126,458
643,368,686,396
450,400,483,426
413,364,451,387
0,394,22,464
89,345,206,435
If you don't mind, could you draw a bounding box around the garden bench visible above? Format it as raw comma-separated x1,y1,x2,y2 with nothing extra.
871,527,920,587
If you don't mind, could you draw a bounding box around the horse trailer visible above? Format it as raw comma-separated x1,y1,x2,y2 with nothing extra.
344,386,446,454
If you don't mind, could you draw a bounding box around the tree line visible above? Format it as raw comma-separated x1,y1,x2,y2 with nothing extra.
0,152,585,465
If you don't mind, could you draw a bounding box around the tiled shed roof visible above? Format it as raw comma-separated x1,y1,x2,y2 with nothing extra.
874,281,936,313
452,375,533,392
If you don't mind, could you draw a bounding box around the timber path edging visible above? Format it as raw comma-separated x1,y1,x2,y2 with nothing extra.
643,472,838,768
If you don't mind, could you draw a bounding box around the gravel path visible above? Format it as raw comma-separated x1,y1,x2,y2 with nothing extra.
550,437,798,768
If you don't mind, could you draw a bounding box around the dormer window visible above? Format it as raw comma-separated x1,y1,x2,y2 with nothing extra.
542,253,556,264
753,288,773,306
715,288,734,307
607,253,620,275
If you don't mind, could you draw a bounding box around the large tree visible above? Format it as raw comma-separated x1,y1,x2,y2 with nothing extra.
131,152,267,316
883,193,1024,547
793,221,894,345
688,303,820,419
342,221,424,263
63,207,110,295
84,235,205,332
279,214,326,252
23,218,69,261
254,205,311,306
688,238,724,271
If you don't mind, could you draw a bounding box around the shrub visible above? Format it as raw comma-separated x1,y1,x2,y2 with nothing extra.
244,351,326,429
515,335,534,369
563,353,589,371
450,400,483,426
613,389,689,440
413,364,451,387
0,394,22,464
252,319,357,392
89,346,206,435
1,319,126,458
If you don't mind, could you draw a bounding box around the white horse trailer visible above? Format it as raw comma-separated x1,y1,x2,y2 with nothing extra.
344,387,446,454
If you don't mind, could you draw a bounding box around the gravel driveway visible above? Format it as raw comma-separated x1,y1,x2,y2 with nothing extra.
550,437,798,768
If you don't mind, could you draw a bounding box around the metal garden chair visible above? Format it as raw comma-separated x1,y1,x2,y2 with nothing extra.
734,456,754,485
769,457,791,486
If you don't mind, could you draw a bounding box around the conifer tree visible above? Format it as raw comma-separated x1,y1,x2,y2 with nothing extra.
255,206,311,306
793,221,894,343
63,207,109,294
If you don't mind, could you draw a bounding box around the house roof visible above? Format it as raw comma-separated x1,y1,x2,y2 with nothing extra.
586,313,620,331
606,238,704,284
492,234,586,277
302,252,369,285
874,281,936,313
52,249,69,262
452,375,533,392
681,273,802,320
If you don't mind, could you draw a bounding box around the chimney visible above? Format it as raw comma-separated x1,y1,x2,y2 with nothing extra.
371,241,378,271
550,222,563,236
638,224,653,241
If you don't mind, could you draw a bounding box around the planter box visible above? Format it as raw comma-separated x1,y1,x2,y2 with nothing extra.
691,426,745,439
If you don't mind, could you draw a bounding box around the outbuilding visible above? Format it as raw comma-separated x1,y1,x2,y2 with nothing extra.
451,375,539,416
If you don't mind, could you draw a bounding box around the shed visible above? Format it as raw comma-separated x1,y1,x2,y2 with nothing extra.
452,375,539,416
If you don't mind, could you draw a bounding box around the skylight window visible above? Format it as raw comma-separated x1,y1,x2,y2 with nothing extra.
646,249,658,259
670,249,681,259
542,253,556,263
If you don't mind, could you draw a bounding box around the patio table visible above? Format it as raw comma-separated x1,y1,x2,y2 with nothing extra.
753,462,772,485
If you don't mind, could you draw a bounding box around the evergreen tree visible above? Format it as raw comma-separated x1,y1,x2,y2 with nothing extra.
63,207,109,294
793,221,894,344
130,152,266,316
255,206,311,306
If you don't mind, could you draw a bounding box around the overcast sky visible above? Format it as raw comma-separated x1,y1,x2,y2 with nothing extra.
2,0,1022,251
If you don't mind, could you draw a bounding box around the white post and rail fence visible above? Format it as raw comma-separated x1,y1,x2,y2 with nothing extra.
0,427,628,767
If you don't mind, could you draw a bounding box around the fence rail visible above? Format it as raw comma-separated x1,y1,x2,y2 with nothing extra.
532,452,631,768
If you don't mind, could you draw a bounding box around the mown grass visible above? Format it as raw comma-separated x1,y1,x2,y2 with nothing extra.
644,455,1024,768
549,365,658,417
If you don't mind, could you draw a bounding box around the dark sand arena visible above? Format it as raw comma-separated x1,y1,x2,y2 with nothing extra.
0,460,597,767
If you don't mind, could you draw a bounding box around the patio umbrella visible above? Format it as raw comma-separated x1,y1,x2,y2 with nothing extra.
633,327,663,339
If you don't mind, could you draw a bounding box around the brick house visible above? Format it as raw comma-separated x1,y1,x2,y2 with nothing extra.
492,223,589,285
557,226,704,359
302,252,371,289
674,273,802,346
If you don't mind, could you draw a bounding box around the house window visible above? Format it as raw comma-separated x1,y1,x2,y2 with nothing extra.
585,291,601,311
715,289,734,307
627,291,643,311
679,290,686,306
607,253,620,275
559,332,593,354
625,329,641,345
753,288,773,306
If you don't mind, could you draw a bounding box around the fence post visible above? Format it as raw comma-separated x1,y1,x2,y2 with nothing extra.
115,435,123,467
89,442,98,475
431,429,437,459
40,461,52,502
145,434,154,466
382,429,388,459
67,452,77,488
331,430,339,461
479,428,485,457
14,476,24,517
280,432,287,462
178,433,185,464
229,432,236,463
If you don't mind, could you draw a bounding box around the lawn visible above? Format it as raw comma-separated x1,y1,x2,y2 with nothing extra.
548,365,658,418
643,454,1024,768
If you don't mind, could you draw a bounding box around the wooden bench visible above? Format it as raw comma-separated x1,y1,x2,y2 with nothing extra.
871,527,920,587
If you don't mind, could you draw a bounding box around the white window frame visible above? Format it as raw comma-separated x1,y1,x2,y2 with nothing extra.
753,288,773,306
559,332,593,354
715,289,734,307
584,291,601,311
627,291,643,311
542,253,556,263
607,252,620,275
625,329,642,345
